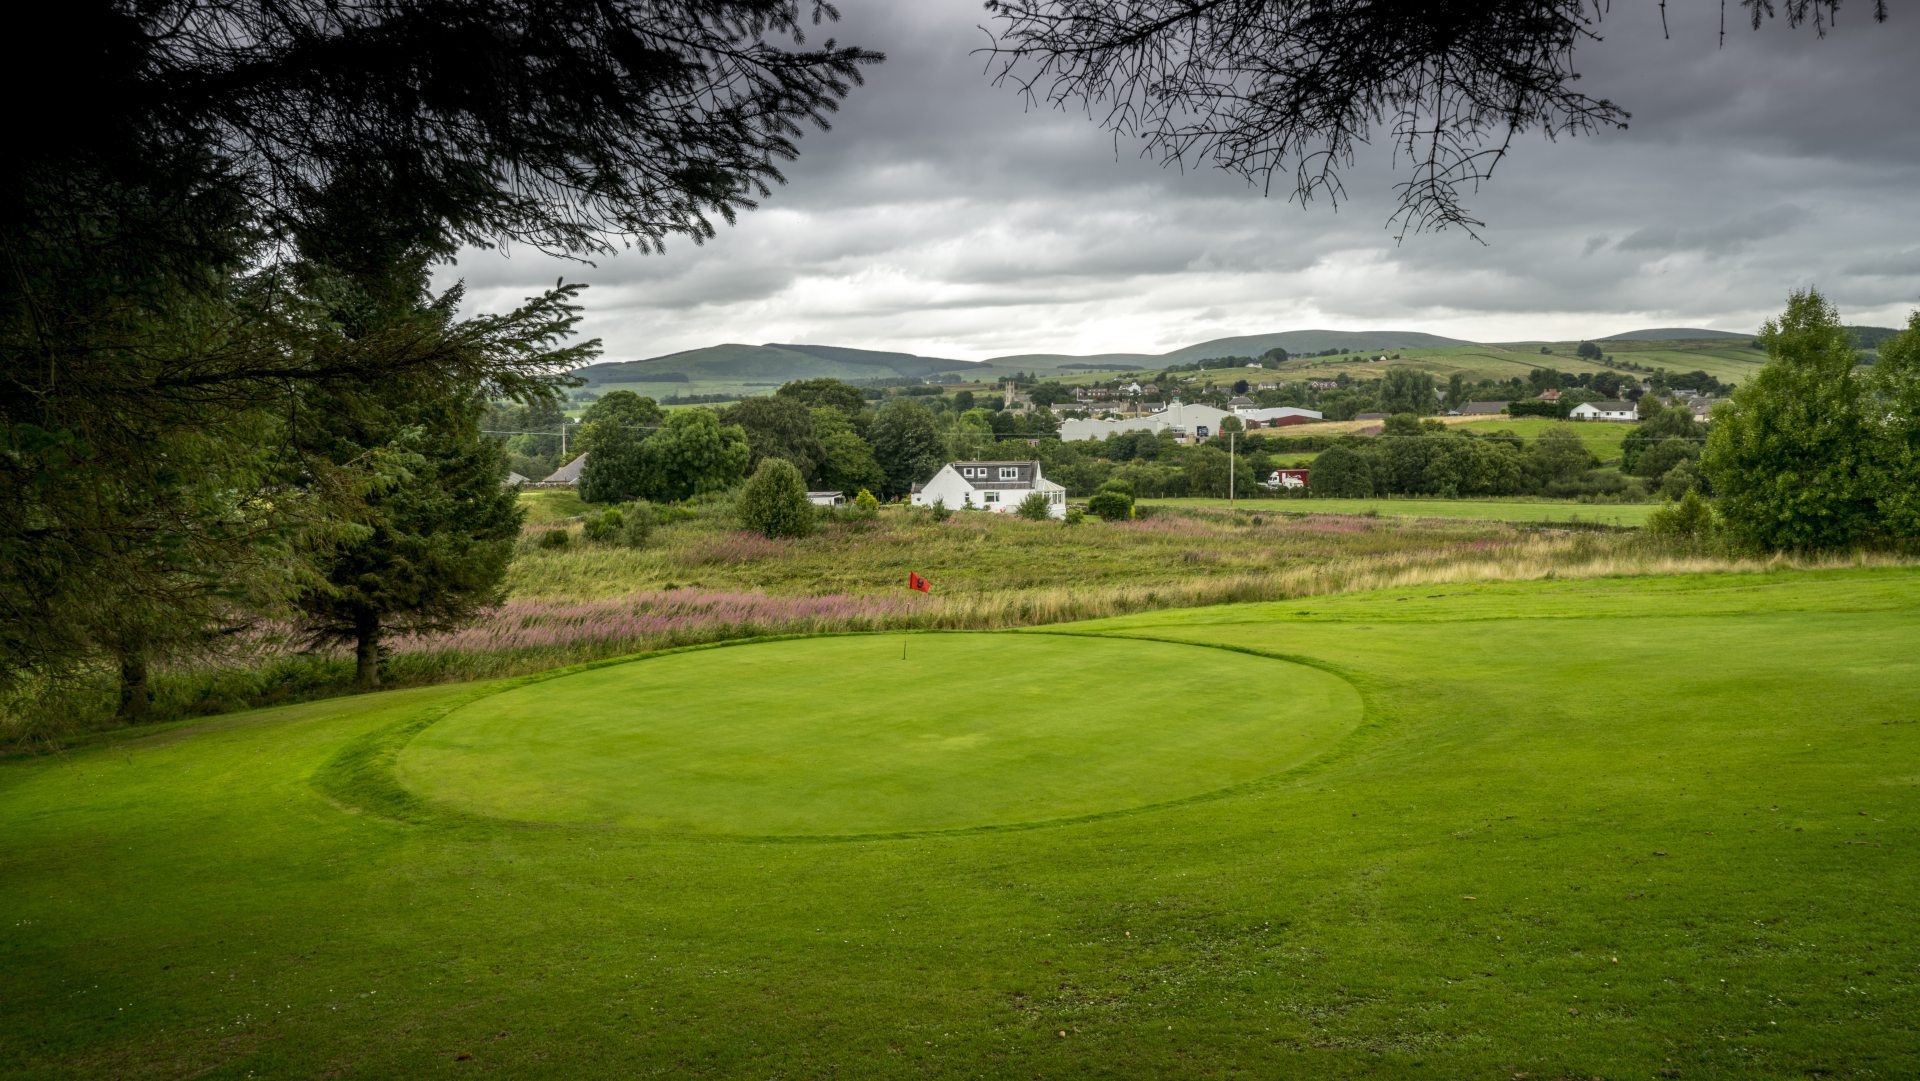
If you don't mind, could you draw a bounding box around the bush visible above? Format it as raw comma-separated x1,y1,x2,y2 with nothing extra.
1015,492,1052,520
1064,507,1086,525
620,501,656,547
928,497,951,522
737,458,814,539
581,507,625,543
536,527,570,549
1087,489,1134,521
1645,489,1717,549
853,488,880,518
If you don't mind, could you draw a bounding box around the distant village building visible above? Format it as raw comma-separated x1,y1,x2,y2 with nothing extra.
911,461,1066,518
503,471,530,489
1456,401,1509,416
1537,388,1562,402
1569,401,1638,422
541,453,589,486
1059,401,1323,443
806,491,845,507
1688,397,1727,421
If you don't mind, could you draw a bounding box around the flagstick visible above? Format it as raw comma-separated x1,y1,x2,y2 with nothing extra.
902,636,908,661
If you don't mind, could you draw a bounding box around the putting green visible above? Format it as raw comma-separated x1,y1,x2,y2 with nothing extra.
396,632,1361,836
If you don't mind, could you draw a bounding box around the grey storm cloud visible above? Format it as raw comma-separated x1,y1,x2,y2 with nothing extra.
436,0,1920,361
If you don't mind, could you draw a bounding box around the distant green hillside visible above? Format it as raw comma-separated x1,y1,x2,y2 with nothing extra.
1599,327,1751,342
1156,330,1472,364
574,343,974,388
1847,325,1904,350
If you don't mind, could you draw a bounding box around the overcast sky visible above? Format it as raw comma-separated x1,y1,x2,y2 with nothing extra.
434,1,1919,363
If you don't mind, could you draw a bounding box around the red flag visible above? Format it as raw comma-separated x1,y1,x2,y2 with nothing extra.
908,572,931,593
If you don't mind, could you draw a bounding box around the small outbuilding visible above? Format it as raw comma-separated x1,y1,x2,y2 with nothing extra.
807,491,846,507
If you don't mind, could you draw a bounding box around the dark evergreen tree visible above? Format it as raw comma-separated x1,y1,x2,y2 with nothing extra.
869,400,946,499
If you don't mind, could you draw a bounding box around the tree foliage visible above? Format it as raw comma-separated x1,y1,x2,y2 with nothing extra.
719,396,825,481
1702,291,1912,552
3,0,879,700
981,0,1883,235
737,458,814,539
639,411,752,503
869,399,945,499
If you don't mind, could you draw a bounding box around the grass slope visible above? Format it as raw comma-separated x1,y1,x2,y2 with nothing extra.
398,633,1358,836
4,568,1917,1078
1143,497,1660,527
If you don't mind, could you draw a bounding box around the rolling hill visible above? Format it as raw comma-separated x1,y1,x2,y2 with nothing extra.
1599,327,1752,341
1154,329,1473,364
573,343,972,387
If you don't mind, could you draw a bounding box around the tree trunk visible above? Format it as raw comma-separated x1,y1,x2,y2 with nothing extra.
353,609,382,691
116,646,153,724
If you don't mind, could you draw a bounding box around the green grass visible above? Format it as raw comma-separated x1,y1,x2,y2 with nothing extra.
1145,496,1661,526
1443,415,1643,461
4,567,1918,1077
398,633,1358,836
516,488,593,523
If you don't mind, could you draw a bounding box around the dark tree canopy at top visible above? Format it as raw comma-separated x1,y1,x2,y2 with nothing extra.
980,0,1887,237
15,0,882,257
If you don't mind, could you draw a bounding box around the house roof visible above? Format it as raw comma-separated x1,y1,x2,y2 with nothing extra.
944,460,1048,492
1458,401,1508,415
1228,395,1255,407
1579,400,1636,412
542,453,588,484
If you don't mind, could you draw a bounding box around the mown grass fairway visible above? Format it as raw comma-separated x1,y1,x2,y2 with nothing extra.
398,633,1359,835
4,569,1918,1077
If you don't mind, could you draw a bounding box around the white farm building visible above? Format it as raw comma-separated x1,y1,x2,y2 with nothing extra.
910,460,1067,518
1569,400,1638,422
1059,401,1322,443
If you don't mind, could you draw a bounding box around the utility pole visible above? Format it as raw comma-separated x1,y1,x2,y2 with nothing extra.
1228,429,1236,510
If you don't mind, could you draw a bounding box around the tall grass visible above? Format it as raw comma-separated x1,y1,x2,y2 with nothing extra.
11,502,1908,746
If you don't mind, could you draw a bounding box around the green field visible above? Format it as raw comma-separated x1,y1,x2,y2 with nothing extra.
1145,496,1660,526
5,568,1917,1077
399,633,1358,836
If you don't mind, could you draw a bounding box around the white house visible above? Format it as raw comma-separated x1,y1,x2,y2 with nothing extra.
806,491,845,507
1568,400,1638,422
910,460,1067,518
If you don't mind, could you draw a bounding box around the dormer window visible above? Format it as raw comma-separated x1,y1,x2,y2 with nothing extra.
999,467,1018,480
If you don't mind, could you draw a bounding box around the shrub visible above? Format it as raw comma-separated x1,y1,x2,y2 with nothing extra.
737,458,814,539
620,501,656,547
537,527,570,549
1645,489,1717,549
1015,492,1052,520
853,488,880,518
929,498,951,522
582,507,625,543
1087,489,1134,521
1064,507,1086,525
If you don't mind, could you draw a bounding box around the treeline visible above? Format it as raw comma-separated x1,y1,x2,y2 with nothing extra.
3,0,880,729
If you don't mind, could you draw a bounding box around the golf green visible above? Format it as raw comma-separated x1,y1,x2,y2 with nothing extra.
396,632,1361,835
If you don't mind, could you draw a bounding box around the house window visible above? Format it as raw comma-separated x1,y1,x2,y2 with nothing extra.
999,467,1018,480
961,467,978,478
984,492,999,503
